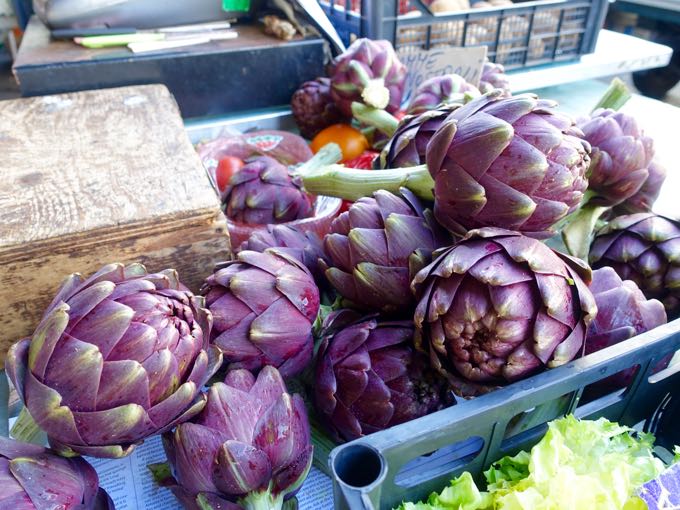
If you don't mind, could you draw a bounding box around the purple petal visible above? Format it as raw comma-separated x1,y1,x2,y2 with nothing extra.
172,423,222,494
213,441,272,495
252,394,296,471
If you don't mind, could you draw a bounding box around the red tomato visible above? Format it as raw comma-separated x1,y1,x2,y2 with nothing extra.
215,156,244,192
338,151,380,213
310,124,369,162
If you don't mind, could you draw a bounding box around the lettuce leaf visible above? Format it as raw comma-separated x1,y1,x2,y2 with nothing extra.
393,416,667,510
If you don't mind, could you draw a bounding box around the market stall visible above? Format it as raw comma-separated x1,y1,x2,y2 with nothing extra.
1,1,679,509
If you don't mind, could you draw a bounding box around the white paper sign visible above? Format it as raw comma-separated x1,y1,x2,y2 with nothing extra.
398,45,488,99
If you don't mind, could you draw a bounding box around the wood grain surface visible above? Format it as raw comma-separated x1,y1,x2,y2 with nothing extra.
0,84,231,366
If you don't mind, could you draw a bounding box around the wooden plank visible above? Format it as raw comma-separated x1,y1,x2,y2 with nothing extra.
0,84,217,246
0,84,231,366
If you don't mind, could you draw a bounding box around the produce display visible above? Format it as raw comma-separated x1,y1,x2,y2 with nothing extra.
4,36,680,510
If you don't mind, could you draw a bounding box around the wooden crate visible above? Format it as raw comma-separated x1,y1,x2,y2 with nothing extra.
0,84,231,366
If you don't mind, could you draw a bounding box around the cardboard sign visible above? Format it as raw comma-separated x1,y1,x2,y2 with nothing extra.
398,45,488,100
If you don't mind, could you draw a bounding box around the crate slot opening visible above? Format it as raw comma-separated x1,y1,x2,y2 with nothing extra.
394,435,485,488
500,393,575,453
333,443,385,489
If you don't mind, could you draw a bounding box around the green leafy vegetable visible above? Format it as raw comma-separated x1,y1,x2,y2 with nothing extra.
393,416,666,510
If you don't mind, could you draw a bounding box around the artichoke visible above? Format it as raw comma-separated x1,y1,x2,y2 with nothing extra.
614,159,667,215
6,263,221,458
329,38,407,116
321,188,449,313
412,228,597,395
223,156,313,225
478,61,511,96
406,74,480,115
314,310,447,442
0,436,113,509
239,224,328,283
578,109,655,207
379,104,456,169
202,249,320,378
425,92,590,237
590,213,680,318
291,77,348,139
156,366,312,510
585,266,667,393
304,91,591,239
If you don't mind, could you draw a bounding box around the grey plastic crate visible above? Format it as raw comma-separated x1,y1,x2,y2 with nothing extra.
318,0,610,70
329,318,680,510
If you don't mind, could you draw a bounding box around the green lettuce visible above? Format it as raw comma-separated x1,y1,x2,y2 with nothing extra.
394,416,666,510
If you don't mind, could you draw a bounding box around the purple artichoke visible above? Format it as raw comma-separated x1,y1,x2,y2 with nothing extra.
479,62,511,96
584,266,667,393
0,436,113,509
239,224,328,283
314,310,447,442
157,366,312,510
6,263,221,458
223,156,313,225
578,109,656,207
412,228,597,395
614,159,667,215
406,74,480,115
291,77,348,139
426,92,591,238
321,188,449,313
304,91,591,239
329,38,407,116
590,213,680,318
380,104,455,169
202,249,320,378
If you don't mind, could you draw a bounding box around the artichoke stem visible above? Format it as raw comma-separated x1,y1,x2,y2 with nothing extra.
352,102,399,137
591,77,632,112
239,489,284,510
303,164,435,202
561,204,610,261
294,143,343,177
10,407,47,446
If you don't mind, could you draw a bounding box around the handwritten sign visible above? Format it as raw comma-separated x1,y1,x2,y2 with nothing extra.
398,46,488,100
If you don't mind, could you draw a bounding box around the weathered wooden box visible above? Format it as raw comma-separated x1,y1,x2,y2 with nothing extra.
0,84,231,366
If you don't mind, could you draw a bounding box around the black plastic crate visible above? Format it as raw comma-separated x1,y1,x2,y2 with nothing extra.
329,318,680,509
319,0,610,69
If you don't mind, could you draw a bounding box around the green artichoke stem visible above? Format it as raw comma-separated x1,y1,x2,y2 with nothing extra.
591,77,632,112
11,407,47,446
238,488,284,510
293,143,343,177
352,102,399,137
561,204,610,261
303,164,435,202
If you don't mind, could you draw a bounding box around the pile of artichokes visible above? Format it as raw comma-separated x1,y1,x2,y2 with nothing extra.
4,37,678,510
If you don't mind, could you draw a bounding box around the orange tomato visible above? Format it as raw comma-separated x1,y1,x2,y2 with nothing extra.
310,124,369,162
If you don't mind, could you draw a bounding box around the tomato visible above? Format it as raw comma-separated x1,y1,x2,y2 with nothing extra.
337,151,380,213
215,156,245,192
310,124,369,162
344,150,379,170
